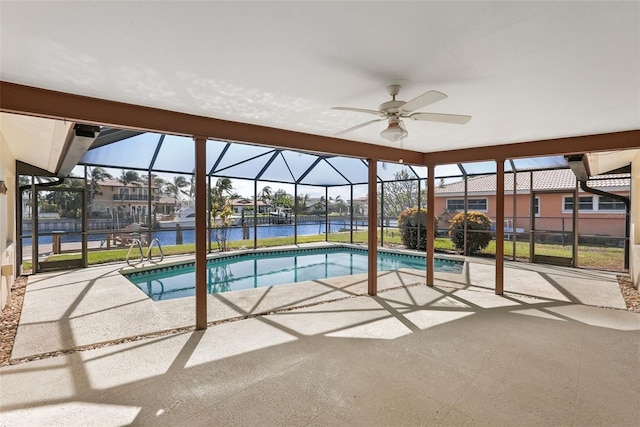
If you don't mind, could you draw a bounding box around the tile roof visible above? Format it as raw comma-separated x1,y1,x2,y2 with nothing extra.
435,169,630,195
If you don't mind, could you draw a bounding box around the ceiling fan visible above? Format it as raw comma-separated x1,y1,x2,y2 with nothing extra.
333,85,471,142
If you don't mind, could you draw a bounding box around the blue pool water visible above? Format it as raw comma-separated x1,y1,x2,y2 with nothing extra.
124,247,463,301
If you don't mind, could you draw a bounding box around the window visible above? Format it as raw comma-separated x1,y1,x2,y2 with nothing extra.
446,199,464,211
446,198,487,212
598,196,626,211
533,197,540,216
563,196,593,211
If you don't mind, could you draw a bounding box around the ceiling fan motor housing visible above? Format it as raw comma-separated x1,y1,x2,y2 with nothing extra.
379,100,405,115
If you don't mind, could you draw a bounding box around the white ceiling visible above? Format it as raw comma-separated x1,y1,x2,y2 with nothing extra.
1,1,639,155
0,113,72,173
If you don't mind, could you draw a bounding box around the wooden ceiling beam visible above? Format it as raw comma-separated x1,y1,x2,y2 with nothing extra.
0,81,423,165
423,130,640,165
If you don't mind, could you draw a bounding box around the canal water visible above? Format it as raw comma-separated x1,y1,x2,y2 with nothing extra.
23,220,377,247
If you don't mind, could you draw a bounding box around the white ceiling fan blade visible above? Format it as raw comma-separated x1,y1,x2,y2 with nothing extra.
409,112,471,124
401,90,448,113
335,118,384,136
332,107,385,117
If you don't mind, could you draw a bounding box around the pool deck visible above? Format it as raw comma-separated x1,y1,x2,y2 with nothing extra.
2,243,638,425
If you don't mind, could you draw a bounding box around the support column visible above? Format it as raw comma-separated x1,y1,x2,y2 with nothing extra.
511,162,517,261
194,136,208,330
325,187,329,242
83,166,89,268
463,174,468,256
294,184,298,245
495,159,505,295
254,180,258,249
207,175,211,253
147,170,153,247
426,164,435,287
32,179,38,273
368,159,377,296
16,178,23,275
350,184,354,243
529,171,535,263
380,183,384,246
417,179,421,248
573,178,579,267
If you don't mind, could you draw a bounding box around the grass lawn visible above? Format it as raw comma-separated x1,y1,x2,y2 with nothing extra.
38,230,624,271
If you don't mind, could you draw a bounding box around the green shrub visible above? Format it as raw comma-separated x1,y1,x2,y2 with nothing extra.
397,208,437,250
448,211,492,254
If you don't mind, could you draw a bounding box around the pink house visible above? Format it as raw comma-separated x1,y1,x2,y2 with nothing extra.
434,169,630,238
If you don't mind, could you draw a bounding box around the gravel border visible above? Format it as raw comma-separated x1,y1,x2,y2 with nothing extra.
1,276,28,366
616,275,640,312
2,274,639,366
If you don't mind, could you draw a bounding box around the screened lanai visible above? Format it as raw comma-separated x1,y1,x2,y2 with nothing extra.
81,129,570,183
18,126,630,286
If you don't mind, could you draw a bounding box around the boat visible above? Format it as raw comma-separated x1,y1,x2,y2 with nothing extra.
267,208,293,224
156,206,197,229
156,205,240,229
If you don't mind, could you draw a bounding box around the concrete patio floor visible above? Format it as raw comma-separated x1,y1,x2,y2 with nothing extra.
1,248,638,425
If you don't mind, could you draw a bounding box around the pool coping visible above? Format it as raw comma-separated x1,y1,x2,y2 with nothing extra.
119,242,466,276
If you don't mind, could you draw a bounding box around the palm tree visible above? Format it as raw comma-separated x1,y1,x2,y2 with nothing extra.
165,176,189,201
210,178,235,251
164,183,178,200
188,172,196,200
213,177,233,197
259,186,272,206
313,196,326,213
141,172,163,188
210,178,234,214
88,167,112,214
295,193,309,214
334,194,346,214
43,178,84,217
118,170,141,187
153,175,167,191
117,170,141,201
116,170,142,220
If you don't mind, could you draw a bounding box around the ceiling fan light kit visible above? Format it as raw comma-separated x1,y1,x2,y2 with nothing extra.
333,85,471,142
380,117,408,142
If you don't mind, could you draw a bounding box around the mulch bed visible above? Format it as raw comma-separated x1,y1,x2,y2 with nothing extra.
1,273,639,366
1,276,28,366
616,275,640,312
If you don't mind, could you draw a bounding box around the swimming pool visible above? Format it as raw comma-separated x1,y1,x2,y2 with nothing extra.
124,247,463,301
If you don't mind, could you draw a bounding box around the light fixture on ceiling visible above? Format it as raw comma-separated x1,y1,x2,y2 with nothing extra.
565,154,590,181
56,124,100,177
333,84,471,142
380,117,408,142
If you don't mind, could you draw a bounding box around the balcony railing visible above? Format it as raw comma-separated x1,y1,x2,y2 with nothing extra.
113,194,150,201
